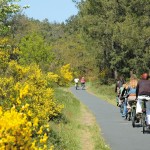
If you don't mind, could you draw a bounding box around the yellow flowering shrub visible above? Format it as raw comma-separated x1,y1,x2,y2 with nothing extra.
0,51,9,63
0,38,9,44
0,41,67,149
0,38,21,75
0,77,15,109
47,72,60,83
59,64,73,86
5,63,64,120
46,72,60,87
0,59,64,149
6,61,30,81
0,106,34,149
0,106,53,150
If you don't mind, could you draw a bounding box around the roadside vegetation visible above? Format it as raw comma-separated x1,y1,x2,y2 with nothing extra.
50,88,110,150
0,0,149,149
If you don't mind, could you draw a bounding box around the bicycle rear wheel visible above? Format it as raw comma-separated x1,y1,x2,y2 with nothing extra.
81,83,85,90
142,113,147,134
131,108,136,127
75,83,78,90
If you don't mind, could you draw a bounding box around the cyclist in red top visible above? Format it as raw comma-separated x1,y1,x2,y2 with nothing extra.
80,77,86,90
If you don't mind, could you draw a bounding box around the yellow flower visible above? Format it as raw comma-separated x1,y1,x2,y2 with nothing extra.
50,145,54,150
27,110,32,117
40,133,48,143
31,140,37,149
43,145,47,149
16,98,21,104
37,126,43,134
20,84,29,99
33,117,39,127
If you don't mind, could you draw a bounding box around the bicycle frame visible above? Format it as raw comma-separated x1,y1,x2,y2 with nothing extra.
130,100,137,127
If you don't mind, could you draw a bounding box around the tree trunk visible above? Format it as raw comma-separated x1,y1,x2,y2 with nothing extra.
114,69,118,79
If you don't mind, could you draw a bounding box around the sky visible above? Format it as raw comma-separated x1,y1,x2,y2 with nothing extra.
18,0,79,23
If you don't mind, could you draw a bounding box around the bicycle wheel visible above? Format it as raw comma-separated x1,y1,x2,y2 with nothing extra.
81,83,85,90
128,112,131,121
131,108,136,127
140,115,143,127
142,113,146,134
120,103,124,114
75,83,78,90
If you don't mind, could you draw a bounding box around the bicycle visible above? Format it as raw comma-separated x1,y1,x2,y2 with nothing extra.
128,100,142,127
141,98,149,134
75,82,79,90
81,82,85,90
120,96,128,119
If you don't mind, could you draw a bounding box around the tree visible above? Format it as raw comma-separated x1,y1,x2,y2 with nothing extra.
19,32,54,71
0,0,29,36
75,0,150,80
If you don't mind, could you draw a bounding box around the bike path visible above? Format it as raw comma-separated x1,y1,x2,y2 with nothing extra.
70,87,150,150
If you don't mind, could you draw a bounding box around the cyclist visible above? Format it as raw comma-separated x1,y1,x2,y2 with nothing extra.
80,77,86,89
136,73,150,126
120,83,128,117
125,74,138,120
115,75,125,106
74,77,79,90
126,74,138,113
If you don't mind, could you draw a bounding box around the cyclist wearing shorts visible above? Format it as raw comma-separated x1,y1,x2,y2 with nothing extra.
126,74,138,112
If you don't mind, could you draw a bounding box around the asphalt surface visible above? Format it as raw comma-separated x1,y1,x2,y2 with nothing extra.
70,86,150,150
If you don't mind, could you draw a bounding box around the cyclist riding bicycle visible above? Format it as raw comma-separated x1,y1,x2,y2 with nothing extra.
120,83,128,117
125,74,138,121
80,77,86,89
74,77,79,90
115,76,125,106
126,75,138,113
136,73,150,126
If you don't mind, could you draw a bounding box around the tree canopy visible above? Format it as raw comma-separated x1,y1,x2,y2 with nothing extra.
0,0,150,81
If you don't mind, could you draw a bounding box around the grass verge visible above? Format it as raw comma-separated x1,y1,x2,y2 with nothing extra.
49,87,110,150
86,82,117,106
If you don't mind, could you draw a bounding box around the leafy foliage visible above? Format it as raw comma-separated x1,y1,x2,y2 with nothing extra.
76,0,150,79
19,32,54,70
0,0,150,148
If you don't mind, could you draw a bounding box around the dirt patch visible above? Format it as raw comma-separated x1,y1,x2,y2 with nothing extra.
81,106,95,126
80,105,95,150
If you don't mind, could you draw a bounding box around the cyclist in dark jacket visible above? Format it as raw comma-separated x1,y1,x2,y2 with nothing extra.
115,76,125,106
136,73,150,125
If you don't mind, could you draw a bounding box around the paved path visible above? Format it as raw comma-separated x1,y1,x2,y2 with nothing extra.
70,87,150,150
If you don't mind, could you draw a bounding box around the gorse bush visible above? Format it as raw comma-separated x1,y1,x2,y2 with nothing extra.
59,64,73,86
2,61,64,119
0,1,74,148
0,63,61,149
0,106,50,150
0,37,73,149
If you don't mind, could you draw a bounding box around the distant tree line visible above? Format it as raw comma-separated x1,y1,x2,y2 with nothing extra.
1,0,150,84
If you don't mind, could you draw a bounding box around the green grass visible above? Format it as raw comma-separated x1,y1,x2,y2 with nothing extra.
48,87,110,150
87,82,117,106
49,88,81,150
